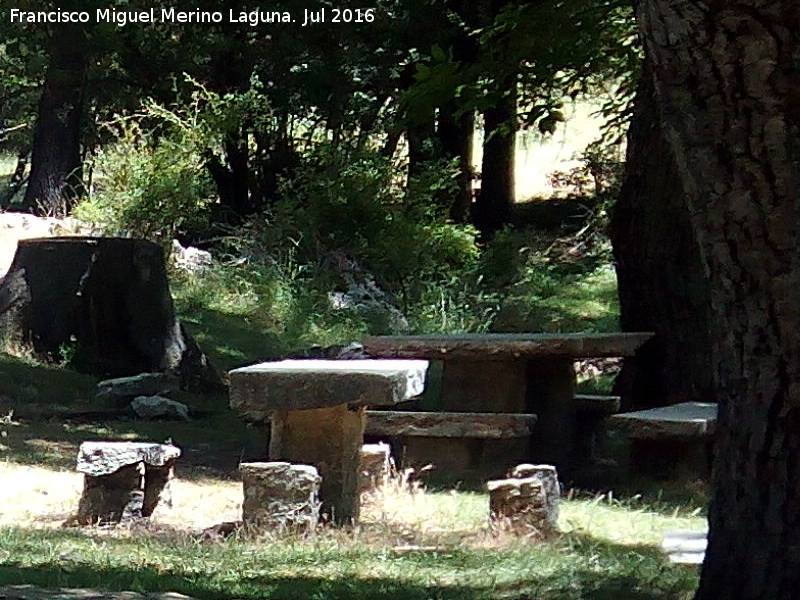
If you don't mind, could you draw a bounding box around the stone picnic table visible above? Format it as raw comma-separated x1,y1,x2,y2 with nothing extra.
229,359,428,524
362,332,653,472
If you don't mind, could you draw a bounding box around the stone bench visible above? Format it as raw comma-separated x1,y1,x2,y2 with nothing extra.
76,441,180,525
364,410,537,477
364,411,537,439
229,359,428,524
661,529,707,565
611,402,718,479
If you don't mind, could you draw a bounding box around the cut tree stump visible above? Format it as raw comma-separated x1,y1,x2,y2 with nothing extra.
0,237,219,387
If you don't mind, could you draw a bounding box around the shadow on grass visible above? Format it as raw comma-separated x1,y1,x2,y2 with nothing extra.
0,411,266,480
179,307,285,373
0,526,699,600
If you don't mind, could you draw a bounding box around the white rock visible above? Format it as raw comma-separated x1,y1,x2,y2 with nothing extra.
131,395,190,420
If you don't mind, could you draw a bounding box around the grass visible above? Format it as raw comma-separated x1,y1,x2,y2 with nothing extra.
0,461,704,599
0,189,701,598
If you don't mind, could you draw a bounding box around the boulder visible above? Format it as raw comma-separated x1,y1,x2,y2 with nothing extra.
171,240,213,274
131,395,190,420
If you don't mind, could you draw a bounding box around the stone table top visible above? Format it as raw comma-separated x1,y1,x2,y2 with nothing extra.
362,332,654,361
229,359,429,419
77,441,181,476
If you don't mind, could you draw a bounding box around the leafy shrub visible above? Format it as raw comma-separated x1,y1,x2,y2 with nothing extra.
75,119,213,243
239,146,481,309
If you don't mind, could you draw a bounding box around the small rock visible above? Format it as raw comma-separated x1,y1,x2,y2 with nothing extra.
360,442,392,493
96,373,179,406
488,463,561,536
131,396,190,420
172,240,213,274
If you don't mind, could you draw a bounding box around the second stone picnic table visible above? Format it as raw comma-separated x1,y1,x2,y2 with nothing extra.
362,332,653,473
229,359,428,524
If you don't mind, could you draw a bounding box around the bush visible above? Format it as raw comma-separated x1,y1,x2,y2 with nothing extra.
75,119,213,243
237,147,481,310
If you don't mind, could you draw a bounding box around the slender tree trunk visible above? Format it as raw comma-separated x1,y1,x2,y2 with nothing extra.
438,109,475,223
610,61,713,410
474,86,516,237
24,23,87,215
638,2,800,598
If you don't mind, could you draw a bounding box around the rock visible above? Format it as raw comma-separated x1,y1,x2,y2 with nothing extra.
240,462,321,532
321,251,409,334
131,395,190,421
171,240,213,274
360,442,392,493
95,373,180,406
487,463,560,536
507,463,560,530
661,529,707,565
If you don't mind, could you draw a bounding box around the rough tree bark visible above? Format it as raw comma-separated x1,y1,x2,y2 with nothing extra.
23,23,87,215
0,237,220,390
637,2,800,598
610,61,714,410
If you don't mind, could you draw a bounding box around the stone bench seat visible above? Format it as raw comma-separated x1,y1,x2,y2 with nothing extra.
75,441,180,525
611,402,718,481
574,394,621,415
662,529,707,565
364,410,537,439
611,402,718,440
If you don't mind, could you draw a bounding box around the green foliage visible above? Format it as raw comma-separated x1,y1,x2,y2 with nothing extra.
242,146,481,304
74,79,273,243
74,118,213,243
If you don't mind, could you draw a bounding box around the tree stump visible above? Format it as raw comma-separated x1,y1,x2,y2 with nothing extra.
0,237,219,387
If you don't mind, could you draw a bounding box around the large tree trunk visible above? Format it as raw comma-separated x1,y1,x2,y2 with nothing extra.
637,2,800,598
610,61,714,410
23,23,87,215
0,237,220,390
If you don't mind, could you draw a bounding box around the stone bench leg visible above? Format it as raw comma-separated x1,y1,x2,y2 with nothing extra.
241,462,321,531
630,438,713,481
77,463,144,525
526,358,576,471
142,461,176,516
269,404,366,524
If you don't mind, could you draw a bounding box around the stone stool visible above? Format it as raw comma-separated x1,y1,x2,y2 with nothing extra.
76,441,180,525
360,442,392,493
487,463,560,536
229,359,428,524
241,462,321,532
